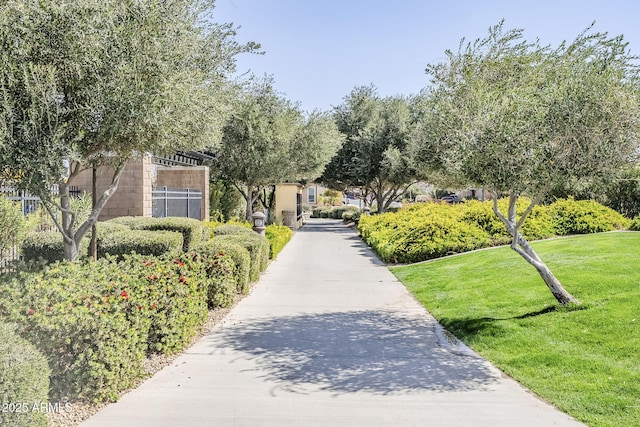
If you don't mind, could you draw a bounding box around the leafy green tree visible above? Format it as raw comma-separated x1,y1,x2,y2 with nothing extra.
412,22,640,304
321,86,421,213
214,77,343,220
0,0,253,260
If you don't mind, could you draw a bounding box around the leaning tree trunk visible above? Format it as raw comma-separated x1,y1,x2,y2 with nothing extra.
493,192,579,305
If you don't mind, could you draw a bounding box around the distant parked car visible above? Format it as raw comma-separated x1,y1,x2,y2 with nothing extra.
440,195,461,204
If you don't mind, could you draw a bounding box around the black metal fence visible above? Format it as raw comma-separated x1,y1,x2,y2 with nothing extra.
152,186,202,220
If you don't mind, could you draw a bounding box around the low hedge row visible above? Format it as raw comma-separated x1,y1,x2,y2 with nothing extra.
264,225,293,259
359,197,630,264
0,323,50,427
0,250,235,403
311,205,360,219
108,217,208,251
214,233,269,282
196,239,250,295
96,224,183,260
4,216,293,407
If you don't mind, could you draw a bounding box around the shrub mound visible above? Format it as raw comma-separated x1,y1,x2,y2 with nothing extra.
264,224,293,259
197,240,251,294
97,227,183,259
0,323,50,427
0,253,216,403
359,198,629,264
214,233,269,282
107,217,208,251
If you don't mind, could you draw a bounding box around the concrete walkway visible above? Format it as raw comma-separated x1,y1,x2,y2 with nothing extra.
82,218,584,427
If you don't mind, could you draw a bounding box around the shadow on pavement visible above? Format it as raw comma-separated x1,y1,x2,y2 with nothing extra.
211,310,498,395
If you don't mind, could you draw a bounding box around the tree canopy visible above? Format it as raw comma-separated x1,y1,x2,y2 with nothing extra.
411,22,640,304
321,86,421,213
0,0,253,260
213,77,344,220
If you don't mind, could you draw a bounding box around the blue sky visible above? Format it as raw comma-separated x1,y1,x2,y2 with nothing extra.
212,0,640,113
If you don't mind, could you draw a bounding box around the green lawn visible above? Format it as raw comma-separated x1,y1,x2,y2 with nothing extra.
390,232,640,427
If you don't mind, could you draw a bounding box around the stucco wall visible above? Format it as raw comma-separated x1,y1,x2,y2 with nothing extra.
275,183,303,229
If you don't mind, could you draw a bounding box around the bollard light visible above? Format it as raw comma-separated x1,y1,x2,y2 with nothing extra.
252,211,266,236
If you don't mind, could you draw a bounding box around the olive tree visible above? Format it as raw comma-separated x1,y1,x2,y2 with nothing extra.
214,77,343,220
321,86,421,213
412,22,640,305
0,0,253,260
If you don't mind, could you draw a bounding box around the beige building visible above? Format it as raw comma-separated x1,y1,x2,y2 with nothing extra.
274,183,303,229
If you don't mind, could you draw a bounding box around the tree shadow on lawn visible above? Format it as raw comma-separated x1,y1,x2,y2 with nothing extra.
205,310,500,395
439,305,577,341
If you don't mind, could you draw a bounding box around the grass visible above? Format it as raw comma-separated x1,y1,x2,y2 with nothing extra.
390,232,640,427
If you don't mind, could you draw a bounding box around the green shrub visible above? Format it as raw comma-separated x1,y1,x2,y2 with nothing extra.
106,216,151,229
196,240,251,294
107,216,208,251
21,232,65,264
549,198,630,235
630,216,640,231
214,234,269,282
141,217,208,251
0,254,209,403
213,223,255,236
97,229,183,260
0,323,50,427
367,213,490,263
194,251,237,308
359,198,628,264
0,264,148,403
331,205,360,219
311,207,331,218
342,209,361,223
265,224,293,259
116,254,209,354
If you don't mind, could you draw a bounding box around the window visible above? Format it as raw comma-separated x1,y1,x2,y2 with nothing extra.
307,187,316,204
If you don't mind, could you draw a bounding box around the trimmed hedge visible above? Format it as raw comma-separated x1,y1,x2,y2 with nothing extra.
359,198,630,264
21,232,65,264
0,323,50,427
630,216,640,231
195,252,237,308
107,217,208,251
196,240,251,294
265,224,293,259
97,228,183,260
213,223,255,236
0,253,212,403
21,232,89,264
215,234,269,282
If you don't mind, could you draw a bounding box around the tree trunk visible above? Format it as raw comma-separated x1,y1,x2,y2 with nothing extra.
514,234,579,305
245,184,254,222
493,192,580,305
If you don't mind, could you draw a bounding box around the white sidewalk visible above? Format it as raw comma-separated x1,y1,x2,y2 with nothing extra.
82,218,584,426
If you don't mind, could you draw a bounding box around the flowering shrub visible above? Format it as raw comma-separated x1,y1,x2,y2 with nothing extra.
0,253,211,403
197,240,251,294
